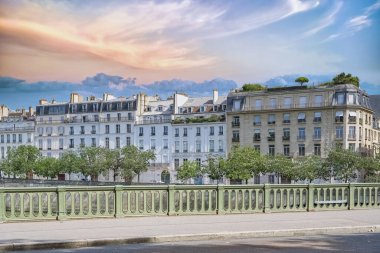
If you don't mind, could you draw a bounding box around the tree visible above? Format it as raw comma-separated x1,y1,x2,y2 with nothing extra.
0,145,40,178
176,160,201,183
265,155,294,183
203,156,227,184
104,149,124,182
120,146,156,183
57,151,81,176
332,72,360,87
78,147,107,181
361,155,380,182
34,157,59,179
295,77,309,86
225,147,266,184
293,155,326,183
324,148,362,183
241,83,265,92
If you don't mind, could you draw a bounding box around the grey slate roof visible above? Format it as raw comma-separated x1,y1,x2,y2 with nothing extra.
370,95,380,118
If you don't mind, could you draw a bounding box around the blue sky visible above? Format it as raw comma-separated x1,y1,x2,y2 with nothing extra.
0,0,379,108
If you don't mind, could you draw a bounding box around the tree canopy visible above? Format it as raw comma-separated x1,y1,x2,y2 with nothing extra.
0,145,40,178
120,146,155,183
176,160,201,183
295,77,309,86
332,72,360,87
241,83,265,92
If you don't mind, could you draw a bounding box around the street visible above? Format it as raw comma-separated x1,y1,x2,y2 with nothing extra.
7,233,380,253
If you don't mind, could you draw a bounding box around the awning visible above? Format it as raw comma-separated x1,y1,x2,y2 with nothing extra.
298,113,305,119
336,111,344,116
349,111,357,117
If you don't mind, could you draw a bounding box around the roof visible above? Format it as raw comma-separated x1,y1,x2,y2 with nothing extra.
370,95,380,118
182,96,227,107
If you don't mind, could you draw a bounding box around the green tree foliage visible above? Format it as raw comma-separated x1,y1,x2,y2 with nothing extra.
203,156,227,183
225,147,266,183
0,145,40,178
295,77,309,86
34,157,59,179
241,83,265,92
324,148,362,183
78,147,107,181
57,151,81,175
104,149,124,182
332,72,360,87
362,155,380,182
176,160,201,183
120,146,156,183
265,155,294,183
293,155,326,182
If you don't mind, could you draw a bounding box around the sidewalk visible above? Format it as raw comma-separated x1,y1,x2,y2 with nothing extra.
1,209,379,251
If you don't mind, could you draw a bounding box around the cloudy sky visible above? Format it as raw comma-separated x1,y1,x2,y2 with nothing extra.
0,0,379,108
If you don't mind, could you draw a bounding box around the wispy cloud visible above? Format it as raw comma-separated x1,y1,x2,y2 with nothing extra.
0,0,319,72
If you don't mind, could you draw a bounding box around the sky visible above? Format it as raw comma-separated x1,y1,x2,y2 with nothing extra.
0,0,380,108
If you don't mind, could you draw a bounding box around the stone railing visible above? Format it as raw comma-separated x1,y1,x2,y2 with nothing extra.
0,183,379,222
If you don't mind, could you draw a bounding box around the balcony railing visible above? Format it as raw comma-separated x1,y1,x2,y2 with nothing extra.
253,136,261,142
348,134,356,141
297,136,306,141
0,126,35,132
231,122,240,127
135,118,171,125
267,136,275,141
313,135,321,140
253,122,261,126
282,135,290,141
313,118,322,123
282,120,290,124
232,137,240,142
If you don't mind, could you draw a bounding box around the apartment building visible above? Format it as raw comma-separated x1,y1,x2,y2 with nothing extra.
227,84,380,160
0,107,35,176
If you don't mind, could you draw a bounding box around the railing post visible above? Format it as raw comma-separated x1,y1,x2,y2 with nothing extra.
307,184,314,212
0,187,5,222
167,185,175,216
57,186,67,221
114,185,123,218
348,183,355,210
264,184,271,213
217,185,225,215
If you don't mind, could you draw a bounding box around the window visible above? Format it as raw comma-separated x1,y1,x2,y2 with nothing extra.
128,112,133,120
151,126,155,136
348,143,356,151
347,93,356,105
269,145,275,156
38,127,44,136
299,96,307,107
196,140,201,152
125,124,131,133
200,106,205,112
27,133,31,143
298,128,306,141
335,111,344,123
209,140,214,152
210,126,214,136
116,124,121,134
269,98,277,109
1,147,4,159
336,93,345,105
126,137,131,146
268,175,275,184
219,126,223,135
0,135,3,143
46,127,52,136
139,127,144,136
313,112,322,122
105,138,109,149
91,138,96,147
314,95,323,106
80,138,85,147
58,126,65,135
283,97,292,108
38,139,43,150
183,128,187,137
253,115,261,125
79,126,85,135
12,134,16,143
232,116,240,127
297,112,306,123
106,114,111,121
348,111,357,123
163,139,168,149
163,126,168,135
18,134,22,143
47,139,52,150
336,126,344,139
174,159,180,169
268,129,275,141
314,144,321,156
254,129,261,141
283,113,290,124
348,126,356,140
105,125,110,134
175,141,180,153
232,130,240,142
298,144,305,156
69,139,74,148
196,158,201,168
233,100,241,111
218,140,223,152
268,114,276,125
150,139,155,150
283,128,290,141
283,145,290,156
255,99,262,109
91,125,96,134
139,139,144,150
183,141,188,153
313,127,321,140
194,127,200,137
6,134,10,143
175,128,179,137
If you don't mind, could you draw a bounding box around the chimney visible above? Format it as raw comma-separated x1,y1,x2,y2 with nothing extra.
28,106,34,116
213,89,218,104
39,99,48,105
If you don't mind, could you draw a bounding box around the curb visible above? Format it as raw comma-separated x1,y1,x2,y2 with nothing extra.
1,225,378,252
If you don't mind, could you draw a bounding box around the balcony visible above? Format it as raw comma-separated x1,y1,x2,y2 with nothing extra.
135,118,172,125
267,136,275,142
298,119,306,123
196,133,201,136
219,132,223,136
139,133,143,136
282,120,290,124
313,118,322,123
0,126,35,132
91,130,96,134
80,131,85,135
348,118,357,124
282,135,290,141
175,134,179,137
69,144,74,148
253,122,261,126
313,135,321,141
151,133,156,136
359,118,363,125
348,134,356,141
232,137,240,142
69,131,74,135
253,136,261,142
268,121,276,125
297,136,306,141
335,117,344,123
231,122,240,127
335,135,343,140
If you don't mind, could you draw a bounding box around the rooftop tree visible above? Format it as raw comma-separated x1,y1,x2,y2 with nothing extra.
332,72,360,87
295,77,309,86
241,83,265,92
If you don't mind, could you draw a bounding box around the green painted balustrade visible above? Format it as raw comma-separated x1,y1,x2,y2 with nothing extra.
0,183,379,222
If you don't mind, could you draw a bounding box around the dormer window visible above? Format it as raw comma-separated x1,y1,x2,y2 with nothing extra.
179,107,183,113
213,105,218,112
188,107,192,113
200,106,205,113
158,106,163,112
145,106,151,112
170,104,174,111
222,104,227,111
